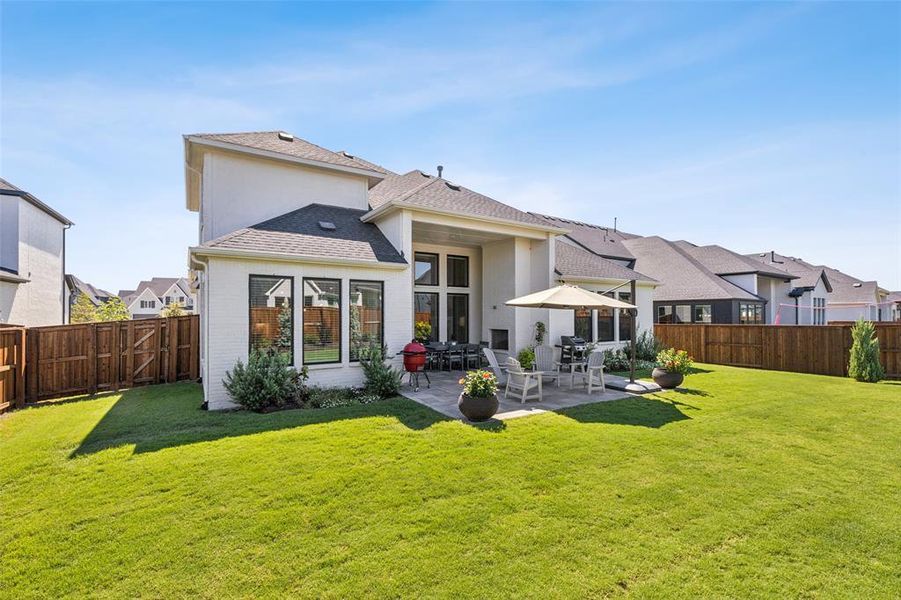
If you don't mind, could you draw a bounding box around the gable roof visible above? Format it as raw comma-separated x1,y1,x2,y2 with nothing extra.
554,239,655,283
66,275,114,306
118,277,192,306
677,243,796,280
748,251,888,304
747,251,832,293
198,203,406,265
0,177,73,225
366,170,562,231
622,236,762,302
531,213,637,261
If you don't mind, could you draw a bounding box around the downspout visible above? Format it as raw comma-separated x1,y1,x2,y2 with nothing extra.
794,296,798,325
190,252,209,408
62,222,72,323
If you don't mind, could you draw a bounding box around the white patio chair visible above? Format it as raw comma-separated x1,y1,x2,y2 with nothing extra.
533,344,561,387
482,347,507,385
580,351,606,394
504,357,543,404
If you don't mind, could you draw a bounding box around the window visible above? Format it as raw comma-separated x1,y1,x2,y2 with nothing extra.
597,292,614,342
574,308,592,341
165,296,172,305
447,293,469,343
674,305,691,324
657,305,673,324
140,300,156,309
414,292,439,342
447,255,469,287
619,292,633,341
249,275,293,363
414,252,439,286
739,302,763,324
349,280,383,361
303,278,341,364
693,305,712,323
813,297,826,325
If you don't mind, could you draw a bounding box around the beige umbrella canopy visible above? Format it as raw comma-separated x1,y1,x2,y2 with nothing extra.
505,284,637,310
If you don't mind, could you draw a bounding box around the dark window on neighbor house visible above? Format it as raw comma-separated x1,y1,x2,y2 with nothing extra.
674,305,691,324
140,300,156,309
349,280,383,361
490,329,509,350
619,292,633,341
303,278,341,365
657,305,673,324
447,255,469,287
249,275,294,364
447,293,469,343
813,297,826,325
739,302,763,324
597,292,615,342
694,305,712,323
574,307,592,341
414,252,439,286
414,292,439,341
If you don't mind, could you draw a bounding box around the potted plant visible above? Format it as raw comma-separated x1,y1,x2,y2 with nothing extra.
414,320,432,343
652,348,694,389
457,369,499,422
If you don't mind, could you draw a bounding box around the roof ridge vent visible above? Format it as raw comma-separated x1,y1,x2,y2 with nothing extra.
277,131,295,142
318,221,336,231
852,282,862,288
341,150,354,159
445,182,461,191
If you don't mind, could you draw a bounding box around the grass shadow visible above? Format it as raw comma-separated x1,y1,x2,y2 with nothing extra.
558,395,692,428
71,382,451,457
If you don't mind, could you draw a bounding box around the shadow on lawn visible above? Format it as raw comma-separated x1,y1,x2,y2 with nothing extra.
559,395,693,428
71,382,451,457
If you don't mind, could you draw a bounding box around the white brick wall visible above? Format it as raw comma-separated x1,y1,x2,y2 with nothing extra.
203,256,412,410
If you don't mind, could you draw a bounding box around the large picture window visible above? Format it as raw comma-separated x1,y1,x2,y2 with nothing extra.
447,293,469,343
249,275,294,364
414,292,439,341
350,280,383,361
739,302,763,324
574,308,592,341
596,292,614,342
674,305,691,324
693,305,712,323
303,278,341,364
414,252,439,286
447,255,469,287
657,305,673,324
619,292,633,342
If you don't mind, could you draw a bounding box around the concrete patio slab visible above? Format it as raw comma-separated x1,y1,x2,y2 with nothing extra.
400,370,634,421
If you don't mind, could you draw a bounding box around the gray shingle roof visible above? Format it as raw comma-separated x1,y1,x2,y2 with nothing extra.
368,170,556,228
679,244,796,280
188,132,384,175
622,236,761,302
200,204,406,264
555,240,655,283
746,251,831,291
531,213,637,261
66,275,113,306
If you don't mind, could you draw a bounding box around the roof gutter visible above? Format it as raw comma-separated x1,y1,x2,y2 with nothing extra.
189,245,408,270
361,201,570,236
0,189,73,226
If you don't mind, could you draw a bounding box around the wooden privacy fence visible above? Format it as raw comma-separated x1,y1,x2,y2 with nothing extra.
13,315,200,405
0,327,26,412
655,323,901,379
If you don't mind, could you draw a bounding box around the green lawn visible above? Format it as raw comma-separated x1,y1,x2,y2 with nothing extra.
2,366,899,598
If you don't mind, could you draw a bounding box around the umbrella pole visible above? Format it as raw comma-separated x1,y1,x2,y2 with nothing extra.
629,279,637,384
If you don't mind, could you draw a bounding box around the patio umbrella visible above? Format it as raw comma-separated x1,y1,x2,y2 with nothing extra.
506,283,641,384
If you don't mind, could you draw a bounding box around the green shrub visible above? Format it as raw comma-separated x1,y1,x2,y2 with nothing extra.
635,330,664,361
359,345,402,399
602,348,655,372
848,319,884,383
656,348,694,375
517,347,535,370
223,349,300,411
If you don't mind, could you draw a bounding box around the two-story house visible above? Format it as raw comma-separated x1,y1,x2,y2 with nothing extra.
184,131,656,409
118,277,196,319
0,178,72,326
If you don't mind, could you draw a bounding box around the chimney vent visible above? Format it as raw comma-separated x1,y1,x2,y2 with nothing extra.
437,165,444,178
277,131,294,142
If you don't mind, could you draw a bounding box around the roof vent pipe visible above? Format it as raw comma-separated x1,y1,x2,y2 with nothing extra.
437,165,444,178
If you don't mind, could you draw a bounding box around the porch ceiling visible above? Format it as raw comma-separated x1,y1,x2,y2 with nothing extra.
412,221,509,247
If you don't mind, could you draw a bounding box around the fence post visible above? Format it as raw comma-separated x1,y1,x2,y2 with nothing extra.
110,321,121,391
168,317,178,382
87,323,98,395
154,319,163,384
15,328,25,408
699,325,707,363
125,321,135,389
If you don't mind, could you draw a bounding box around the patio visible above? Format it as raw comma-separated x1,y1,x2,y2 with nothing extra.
400,370,634,421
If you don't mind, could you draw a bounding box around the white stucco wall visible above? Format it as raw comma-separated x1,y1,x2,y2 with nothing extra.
722,273,758,296
0,200,66,326
199,150,371,243
202,256,411,410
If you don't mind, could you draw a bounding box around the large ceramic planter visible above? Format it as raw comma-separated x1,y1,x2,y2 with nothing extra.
458,393,499,422
652,368,684,389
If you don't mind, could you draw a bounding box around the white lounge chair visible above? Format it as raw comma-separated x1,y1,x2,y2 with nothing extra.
482,347,507,385
504,357,543,403
580,351,606,394
533,345,561,387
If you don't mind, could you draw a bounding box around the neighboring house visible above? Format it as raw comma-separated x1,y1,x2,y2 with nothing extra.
0,178,72,326
749,252,890,323
65,274,114,318
887,292,901,322
747,252,832,325
118,277,195,319
184,131,656,409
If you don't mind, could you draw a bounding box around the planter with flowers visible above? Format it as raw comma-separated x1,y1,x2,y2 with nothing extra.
458,369,499,422
652,348,694,389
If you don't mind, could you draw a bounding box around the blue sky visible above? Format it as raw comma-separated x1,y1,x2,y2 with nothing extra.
2,1,899,292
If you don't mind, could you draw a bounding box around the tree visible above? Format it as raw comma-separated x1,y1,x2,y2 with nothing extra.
848,319,884,383
97,297,131,322
161,301,186,318
70,293,98,323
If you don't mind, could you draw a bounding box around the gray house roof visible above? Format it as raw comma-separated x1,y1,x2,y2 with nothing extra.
747,251,832,293
119,277,193,305
66,275,113,306
200,204,406,265
677,244,797,280
531,213,637,261
622,236,762,302
0,177,73,225
555,239,655,283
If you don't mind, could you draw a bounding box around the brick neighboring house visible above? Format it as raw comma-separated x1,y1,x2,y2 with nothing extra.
118,277,195,319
